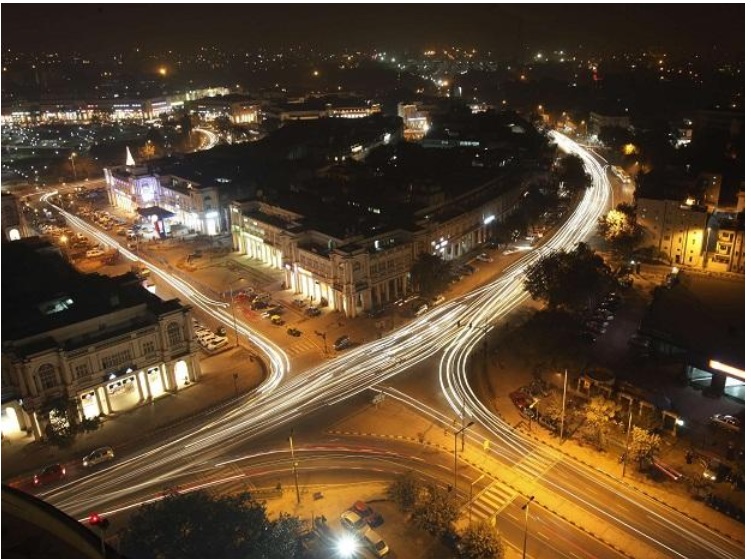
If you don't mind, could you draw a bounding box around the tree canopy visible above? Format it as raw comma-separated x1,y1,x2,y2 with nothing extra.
411,483,460,536
556,153,591,192
629,427,662,470
458,522,505,559
523,242,614,311
582,395,619,450
597,203,640,256
410,252,453,297
119,491,302,559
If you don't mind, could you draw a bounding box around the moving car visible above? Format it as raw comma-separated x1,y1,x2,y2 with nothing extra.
83,446,115,468
710,414,742,432
34,463,66,486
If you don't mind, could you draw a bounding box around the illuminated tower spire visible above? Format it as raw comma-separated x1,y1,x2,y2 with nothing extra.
126,147,136,167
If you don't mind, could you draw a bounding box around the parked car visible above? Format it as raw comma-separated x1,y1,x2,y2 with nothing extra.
414,303,429,317
270,315,284,326
251,300,269,310
710,414,742,432
431,295,446,306
340,510,368,535
334,335,351,351
305,307,322,317
350,500,384,528
34,463,66,486
83,446,115,468
287,327,302,337
360,527,389,558
205,338,229,352
476,253,494,263
86,248,105,258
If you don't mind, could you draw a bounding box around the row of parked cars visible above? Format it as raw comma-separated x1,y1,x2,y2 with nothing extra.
579,292,622,343
192,319,229,352
339,501,389,557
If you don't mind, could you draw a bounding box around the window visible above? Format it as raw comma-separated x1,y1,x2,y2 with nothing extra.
74,363,90,380
663,235,670,241
142,340,156,355
101,349,132,371
38,364,57,390
167,322,182,346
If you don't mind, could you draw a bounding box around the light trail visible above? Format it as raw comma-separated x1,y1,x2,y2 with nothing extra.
34,135,742,558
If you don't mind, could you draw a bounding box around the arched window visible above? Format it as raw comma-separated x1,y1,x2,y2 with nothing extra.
167,322,182,346
37,363,57,391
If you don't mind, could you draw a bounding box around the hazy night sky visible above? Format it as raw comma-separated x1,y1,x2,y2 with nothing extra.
2,4,744,56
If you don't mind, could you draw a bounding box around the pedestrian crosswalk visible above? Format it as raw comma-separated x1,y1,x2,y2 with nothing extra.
287,339,323,356
466,481,517,519
513,446,560,481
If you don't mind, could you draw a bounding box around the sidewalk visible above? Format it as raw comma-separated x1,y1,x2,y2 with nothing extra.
1,346,264,481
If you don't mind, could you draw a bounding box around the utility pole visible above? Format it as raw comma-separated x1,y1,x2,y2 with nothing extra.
289,429,301,504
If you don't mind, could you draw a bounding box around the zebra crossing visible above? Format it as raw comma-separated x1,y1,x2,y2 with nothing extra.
286,338,322,356
513,446,561,482
466,481,518,519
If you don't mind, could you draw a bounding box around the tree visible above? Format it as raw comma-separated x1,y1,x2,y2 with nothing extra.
42,396,76,448
523,243,614,311
388,472,421,511
598,203,640,256
410,252,453,297
411,484,459,536
458,522,505,559
557,153,591,192
582,396,619,450
629,427,662,470
120,491,300,559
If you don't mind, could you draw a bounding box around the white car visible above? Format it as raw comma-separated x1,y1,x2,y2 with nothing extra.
205,338,228,352
360,528,389,558
82,446,115,468
476,253,494,263
710,414,741,432
86,248,105,258
340,510,368,534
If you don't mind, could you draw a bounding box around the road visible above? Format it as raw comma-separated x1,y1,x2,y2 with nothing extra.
32,133,743,558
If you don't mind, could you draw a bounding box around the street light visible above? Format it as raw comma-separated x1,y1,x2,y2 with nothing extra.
69,152,78,181
559,369,568,443
521,495,535,559
228,278,245,347
289,428,301,504
454,421,475,491
622,401,633,478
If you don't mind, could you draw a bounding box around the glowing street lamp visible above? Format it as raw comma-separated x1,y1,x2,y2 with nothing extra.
336,534,358,557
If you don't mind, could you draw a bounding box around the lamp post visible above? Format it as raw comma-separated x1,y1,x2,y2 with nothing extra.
560,369,568,443
228,278,245,347
521,495,535,559
70,152,78,181
454,421,475,491
289,428,301,504
622,402,633,478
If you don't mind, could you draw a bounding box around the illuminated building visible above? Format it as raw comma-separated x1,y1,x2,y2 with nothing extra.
1,192,30,242
636,198,708,267
1,240,201,441
589,111,630,137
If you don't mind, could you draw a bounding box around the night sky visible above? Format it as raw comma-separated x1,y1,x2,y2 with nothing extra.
2,4,744,55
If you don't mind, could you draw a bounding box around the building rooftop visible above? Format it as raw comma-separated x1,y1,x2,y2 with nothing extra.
2,239,183,345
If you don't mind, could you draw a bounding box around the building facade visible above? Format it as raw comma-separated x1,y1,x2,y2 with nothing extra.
1,244,201,441
105,165,224,236
230,175,524,317
636,198,708,267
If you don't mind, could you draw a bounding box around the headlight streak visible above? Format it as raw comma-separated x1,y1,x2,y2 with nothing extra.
437,134,742,559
